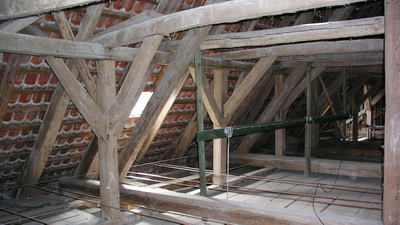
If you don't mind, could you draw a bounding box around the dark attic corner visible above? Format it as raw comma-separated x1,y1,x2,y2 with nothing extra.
0,0,397,224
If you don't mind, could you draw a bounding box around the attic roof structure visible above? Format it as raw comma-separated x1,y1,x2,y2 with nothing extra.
0,0,398,224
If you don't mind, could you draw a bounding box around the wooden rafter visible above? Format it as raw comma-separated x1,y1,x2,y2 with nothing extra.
90,0,367,47
189,67,223,127
14,4,104,197
108,35,164,134
0,0,102,20
77,35,163,179
0,16,42,32
53,11,97,100
118,26,212,181
236,64,326,153
46,56,105,139
223,56,277,121
0,54,21,126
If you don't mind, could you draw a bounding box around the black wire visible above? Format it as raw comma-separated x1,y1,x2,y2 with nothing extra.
311,160,343,225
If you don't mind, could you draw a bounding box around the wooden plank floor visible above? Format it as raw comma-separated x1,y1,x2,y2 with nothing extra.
213,169,383,223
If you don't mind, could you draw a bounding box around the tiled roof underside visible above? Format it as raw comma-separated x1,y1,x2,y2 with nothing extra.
0,0,384,197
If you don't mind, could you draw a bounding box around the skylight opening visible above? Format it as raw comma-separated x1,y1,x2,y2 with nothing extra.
129,92,153,118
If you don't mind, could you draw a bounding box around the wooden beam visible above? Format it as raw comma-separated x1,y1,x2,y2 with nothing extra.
317,74,344,114
189,67,223,127
108,35,163,134
77,35,162,181
118,26,212,181
230,153,382,178
0,16,42,32
280,60,383,68
201,16,384,49
0,54,21,126
212,69,228,185
371,89,385,106
161,110,206,165
0,0,102,20
236,63,309,153
0,31,255,70
53,11,97,99
278,52,383,62
282,67,326,111
61,178,383,225
96,60,120,219
90,0,366,47
275,74,286,156
318,74,346,139
46,56,105,139
0,15,38,125
14,5,103,196
314,147,382,157
209,39,384,60
223,56,277,120
383,1,400,222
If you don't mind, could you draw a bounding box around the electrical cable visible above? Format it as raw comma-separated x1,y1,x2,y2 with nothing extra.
311,160,343,225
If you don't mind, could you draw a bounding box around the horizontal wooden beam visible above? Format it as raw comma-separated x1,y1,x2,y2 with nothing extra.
60,178,382,225
314,147,383,157
278,52,383,62
230,153,382,178
209,39,384,60
0,0,102,20
90,0,366,47
0,31,254,70
202,16,384,49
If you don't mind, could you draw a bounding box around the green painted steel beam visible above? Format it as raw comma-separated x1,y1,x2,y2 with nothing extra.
196,114,351,142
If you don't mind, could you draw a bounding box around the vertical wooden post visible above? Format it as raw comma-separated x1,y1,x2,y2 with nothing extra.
342,68,347,139
311,80,319,148
305,62,312,176
275,74,286,156
213,69,227,185
97,60,120,219
195,50,207,197
383,0,400,223
351,95,359,142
